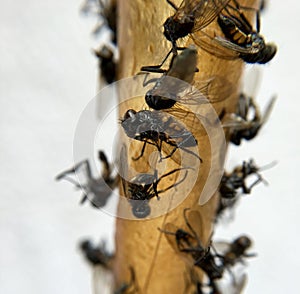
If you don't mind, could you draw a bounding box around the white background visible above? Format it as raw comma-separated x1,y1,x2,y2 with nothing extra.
0,0,299,293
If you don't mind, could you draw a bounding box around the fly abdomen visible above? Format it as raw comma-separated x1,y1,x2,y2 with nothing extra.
218,15,249,47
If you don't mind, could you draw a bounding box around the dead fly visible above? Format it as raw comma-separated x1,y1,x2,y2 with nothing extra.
162,0,231,55
56,151,119,208
121,168,190,218
121,109,202,163
160,209,225,282
141,46,232,111
219,159,268,199
79,239,114,268
197,1,277,64
114,267,138,294
81,0,117,83
214,235,256,267
223,94,276,145
216,159,272,218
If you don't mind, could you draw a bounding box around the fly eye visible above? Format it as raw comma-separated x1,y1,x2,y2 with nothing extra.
124,109,136,120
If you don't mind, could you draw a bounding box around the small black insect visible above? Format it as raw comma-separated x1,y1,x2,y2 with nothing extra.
141,46,231,111
160,209,224,282
79,239,114,268
162,0,231,55
81,0,117,83
216,159,270,219
219,159,267,199
121,109,202,163
56,150,119,208
220,235,256,267
121,168,190,218
224,94,276,145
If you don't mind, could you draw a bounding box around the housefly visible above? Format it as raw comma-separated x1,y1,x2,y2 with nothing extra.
81,0,118,83
223,94,276,145
163,0,231,55
196,1,277,64
216,159,273,219
94,45,116,84
141,46,232,111
219,158,268,199
56,150,119,208
121,109,202,163
79,239,114,268
160,209,225,283
213,235,255,267
121,168,190,218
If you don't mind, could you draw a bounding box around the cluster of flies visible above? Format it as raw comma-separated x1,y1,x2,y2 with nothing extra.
56,0,276,292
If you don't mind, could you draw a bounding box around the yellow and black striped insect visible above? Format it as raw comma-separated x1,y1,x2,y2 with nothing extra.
197,1,277,64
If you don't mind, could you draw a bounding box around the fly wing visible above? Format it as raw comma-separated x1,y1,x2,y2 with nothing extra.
93,266,114,294
155,111,202,165
163,222,183,254
192,0,232,31
222,114,253,130
185,209,207,246
260,96,276,125
214,36,261,54
212,240,231,255
192,31,241,60
163,222,197,266
118,145,129,198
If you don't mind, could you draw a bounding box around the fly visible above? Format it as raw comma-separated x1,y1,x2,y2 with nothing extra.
223,94,276,145
121,168,190,218
216,159,275,219
141,46,232,111
121,109,202,163
160,209,225,284
79,239,114,268
163,0,231,55
196,1,277,64
81,0,118,83
56,151,119,208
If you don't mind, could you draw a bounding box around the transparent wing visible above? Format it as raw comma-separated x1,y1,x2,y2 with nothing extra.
192,31,240,60
186,209,212,247
170,76,232,106
214,36,260,54
261,96,276,125
212,241,231,254
163,222,197,266
241,66,262,98
163,222,183,254
93,266,114,294
118,145,129,198
192,0,232,31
